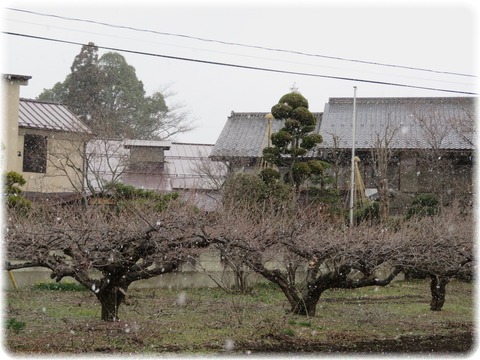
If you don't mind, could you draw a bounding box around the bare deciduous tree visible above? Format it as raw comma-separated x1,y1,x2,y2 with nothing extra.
5,198,207,321
398,202,473,311
84,138,131,195
192,156,229,192
153,85,195,140
47,133,133,199
206,201,403,316
369,118,399,223
449,98,476,148
408,101,474,200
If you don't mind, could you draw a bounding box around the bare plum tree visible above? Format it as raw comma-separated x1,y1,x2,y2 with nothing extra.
398,201,473,311
5,197,207,321
206,200,403,316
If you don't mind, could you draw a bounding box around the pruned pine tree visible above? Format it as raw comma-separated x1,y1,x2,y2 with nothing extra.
261,92,326,190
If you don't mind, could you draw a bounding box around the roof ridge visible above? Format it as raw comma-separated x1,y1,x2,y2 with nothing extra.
328,97,475,104
171,142,214,146
229,111,322,118
229,111,268,118
20,97,64,106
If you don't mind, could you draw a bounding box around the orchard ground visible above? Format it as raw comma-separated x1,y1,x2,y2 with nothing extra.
3,279,474,355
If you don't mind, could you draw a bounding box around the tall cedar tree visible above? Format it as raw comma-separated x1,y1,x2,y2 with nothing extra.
38,43,183,140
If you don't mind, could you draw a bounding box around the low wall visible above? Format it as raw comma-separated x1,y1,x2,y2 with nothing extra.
4,250,403,290
4,268,247,290
4,250,264,290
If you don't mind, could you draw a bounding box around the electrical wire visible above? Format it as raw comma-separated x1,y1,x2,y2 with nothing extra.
5,7,477,79
3,31,476,96
4,17,474,88
5,17,474,88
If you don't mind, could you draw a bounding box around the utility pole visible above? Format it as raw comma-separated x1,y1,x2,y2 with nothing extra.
349,86,357,226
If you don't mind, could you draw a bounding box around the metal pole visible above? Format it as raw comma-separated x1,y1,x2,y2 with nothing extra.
349,86,357,226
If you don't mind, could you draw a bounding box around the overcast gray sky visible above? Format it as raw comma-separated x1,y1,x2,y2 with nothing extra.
2,0,477,144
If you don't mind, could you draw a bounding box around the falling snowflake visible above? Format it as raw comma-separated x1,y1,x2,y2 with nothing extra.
225,339,235,351
176,291,187,306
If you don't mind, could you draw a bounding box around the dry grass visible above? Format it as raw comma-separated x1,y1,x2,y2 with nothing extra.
3,279,474,355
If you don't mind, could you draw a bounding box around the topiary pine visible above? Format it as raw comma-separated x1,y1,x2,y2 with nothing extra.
262,92,324,189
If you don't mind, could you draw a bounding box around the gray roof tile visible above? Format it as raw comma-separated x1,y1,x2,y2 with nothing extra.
318,97,475,150
211,111,322,159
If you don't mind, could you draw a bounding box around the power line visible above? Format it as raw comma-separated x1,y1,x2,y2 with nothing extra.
3,31,477,96
6,7,477,79
5,17,474,88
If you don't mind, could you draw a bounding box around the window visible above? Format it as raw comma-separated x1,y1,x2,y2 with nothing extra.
127,147,165,174
23,134,47,173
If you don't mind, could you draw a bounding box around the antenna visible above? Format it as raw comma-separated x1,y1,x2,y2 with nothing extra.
289,82,299,93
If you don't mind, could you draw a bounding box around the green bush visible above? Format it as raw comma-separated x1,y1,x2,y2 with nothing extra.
33,282,87,291
271,102,293,119
346,201,380,225
102,181,179,212
4,171,31,213
7,194,32,210
5,318,26,333
223,173,292,211
5,171,26,194
406,194,439,219
259,168,281,184
291,107,315,126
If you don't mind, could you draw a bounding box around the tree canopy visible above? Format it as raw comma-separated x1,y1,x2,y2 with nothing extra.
6,194,205,321
38,42,192,140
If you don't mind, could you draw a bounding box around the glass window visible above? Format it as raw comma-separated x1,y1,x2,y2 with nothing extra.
23,134,47,173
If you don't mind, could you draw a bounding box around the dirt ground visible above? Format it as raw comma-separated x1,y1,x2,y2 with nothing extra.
4,279,474,355
238,330,474,354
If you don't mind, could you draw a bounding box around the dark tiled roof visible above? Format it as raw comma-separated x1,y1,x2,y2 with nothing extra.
318,97,475,151
211,112,323,159
19,98,92,134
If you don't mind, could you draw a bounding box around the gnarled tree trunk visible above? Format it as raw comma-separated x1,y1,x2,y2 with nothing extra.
290,267,326,316
291,290,323,316
429,274,449,311
96,286,128,321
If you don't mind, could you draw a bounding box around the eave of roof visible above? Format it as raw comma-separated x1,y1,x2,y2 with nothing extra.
3,73,32,82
